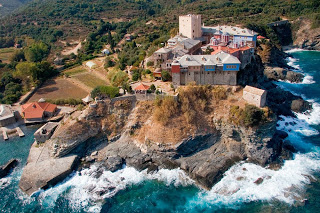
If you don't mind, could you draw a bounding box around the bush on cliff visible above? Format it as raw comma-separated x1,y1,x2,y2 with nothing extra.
91,86,119,99
229,104,267,127
46,98,83,106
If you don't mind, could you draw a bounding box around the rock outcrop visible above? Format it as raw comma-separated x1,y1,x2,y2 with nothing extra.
0,159,18,178
293,18,320,50
101,117,291,189
264,66,304,83
19,142,77,196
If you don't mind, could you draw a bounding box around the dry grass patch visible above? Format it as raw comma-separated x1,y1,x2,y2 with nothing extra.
0,48,15,63
73,73,107,88
29,78,88,101
64,67,87,76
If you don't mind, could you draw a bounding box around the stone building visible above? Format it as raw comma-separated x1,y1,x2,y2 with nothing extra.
201,25,258,47
243,86,267,107
171,51,241,86
0,105,17,127
179,14,202,39
152,36,202,70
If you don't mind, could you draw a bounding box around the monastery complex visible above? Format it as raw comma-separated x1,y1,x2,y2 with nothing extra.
151,14,258,86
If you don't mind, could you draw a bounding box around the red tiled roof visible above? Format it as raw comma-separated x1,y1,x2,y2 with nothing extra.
21,102,57,119
135,83,150,91
257,35,266,39
210,46,252,55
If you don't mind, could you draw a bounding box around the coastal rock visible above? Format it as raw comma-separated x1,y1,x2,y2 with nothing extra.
0,159,18,178
100,117,290,189
103,156,123,172
264,66,303,83
291,99,312,113
19,142,78,196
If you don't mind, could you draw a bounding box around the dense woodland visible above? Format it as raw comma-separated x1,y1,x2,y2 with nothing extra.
0,0,319,104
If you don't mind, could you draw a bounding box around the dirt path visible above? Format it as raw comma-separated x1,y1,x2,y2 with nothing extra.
61,40,83,56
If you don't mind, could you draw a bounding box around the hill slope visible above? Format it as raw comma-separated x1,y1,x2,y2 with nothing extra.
0,0,34,17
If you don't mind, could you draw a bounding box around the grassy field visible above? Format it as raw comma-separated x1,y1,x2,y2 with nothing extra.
73,73,107,88
63,66,87,76
29,78,88,102
0,47,15,63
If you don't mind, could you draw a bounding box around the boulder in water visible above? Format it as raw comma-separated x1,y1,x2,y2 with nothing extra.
104,156,123,172
0,159,18,178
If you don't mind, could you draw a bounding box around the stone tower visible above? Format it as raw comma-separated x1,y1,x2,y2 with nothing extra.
179,14,202,39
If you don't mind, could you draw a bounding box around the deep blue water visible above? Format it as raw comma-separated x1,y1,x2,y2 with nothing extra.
0,50,320,213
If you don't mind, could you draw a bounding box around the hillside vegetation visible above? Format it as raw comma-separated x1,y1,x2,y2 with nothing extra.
0,0,319,45
0,0,33,18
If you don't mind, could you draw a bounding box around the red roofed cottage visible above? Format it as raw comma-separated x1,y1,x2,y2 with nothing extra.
21,102,57,122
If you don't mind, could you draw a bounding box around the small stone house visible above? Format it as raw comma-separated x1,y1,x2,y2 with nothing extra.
0,105,17,127
243,86,267,107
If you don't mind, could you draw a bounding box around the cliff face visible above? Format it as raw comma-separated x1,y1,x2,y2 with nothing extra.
51,98,136,158
293,18,320,50
101,115,291,189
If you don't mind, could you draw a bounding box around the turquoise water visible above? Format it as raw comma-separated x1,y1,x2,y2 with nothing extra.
1,50,320,212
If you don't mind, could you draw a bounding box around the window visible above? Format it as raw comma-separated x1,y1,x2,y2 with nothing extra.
226,65,237,69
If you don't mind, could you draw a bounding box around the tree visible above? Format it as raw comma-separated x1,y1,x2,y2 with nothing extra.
24,42,50,62
105,57,115,68
149,84,156,93
10,50,25,63
110,70,129,87
161,70,171,82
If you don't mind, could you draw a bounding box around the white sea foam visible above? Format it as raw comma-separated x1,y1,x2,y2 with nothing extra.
0,177,11,189
285,48,305,53
277,115,319,137
286,57,300,70
185,111,320,210
37,166,194,212
301,75,316,84
187,152,320,209
295,102,320,126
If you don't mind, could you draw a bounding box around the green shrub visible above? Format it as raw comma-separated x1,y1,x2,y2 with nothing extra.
132,70,141,81
149,84,156,92
147,61,154,67
91,85,119,98
243,105,265,127
229,104,266,127
46,98,83,106
161,70,171,82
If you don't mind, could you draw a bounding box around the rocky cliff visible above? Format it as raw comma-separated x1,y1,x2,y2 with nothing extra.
292,18,320,50
100,114,291,189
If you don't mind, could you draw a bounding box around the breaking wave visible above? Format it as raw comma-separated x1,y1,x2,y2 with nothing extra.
286,57,300,70
36,166,194,212
185,106,320,210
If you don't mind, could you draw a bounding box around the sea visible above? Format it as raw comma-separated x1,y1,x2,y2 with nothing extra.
0,50,320,213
